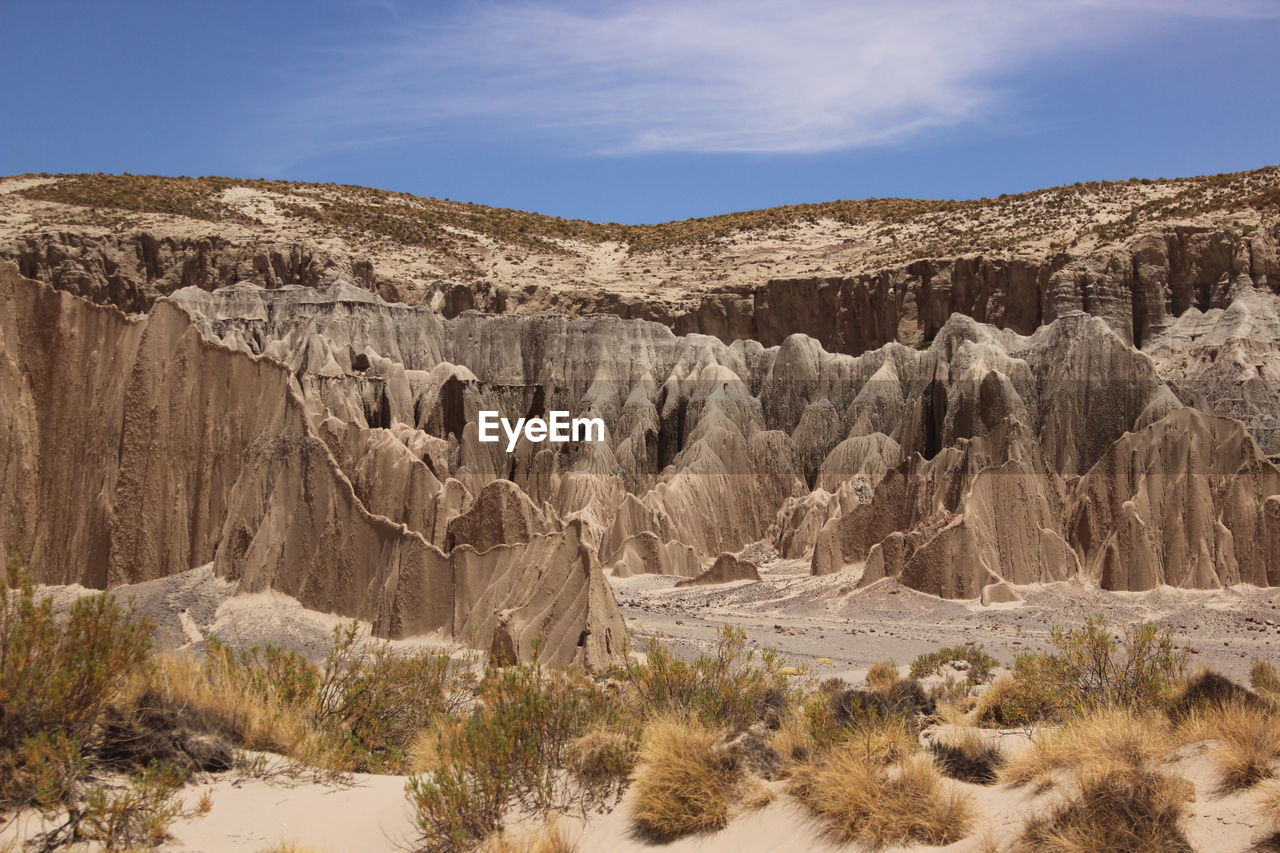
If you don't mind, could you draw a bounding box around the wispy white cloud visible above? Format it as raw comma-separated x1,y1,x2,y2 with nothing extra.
281,0,1280,157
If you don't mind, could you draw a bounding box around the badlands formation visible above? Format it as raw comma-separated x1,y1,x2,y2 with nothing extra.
2,171,1279,665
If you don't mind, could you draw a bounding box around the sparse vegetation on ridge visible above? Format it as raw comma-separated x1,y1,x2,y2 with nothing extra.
14,167,1280,259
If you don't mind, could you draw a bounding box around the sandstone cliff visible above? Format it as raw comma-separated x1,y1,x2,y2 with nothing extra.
3,168,1280,649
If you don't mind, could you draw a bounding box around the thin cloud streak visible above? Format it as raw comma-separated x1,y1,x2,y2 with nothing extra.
280,0,1280,159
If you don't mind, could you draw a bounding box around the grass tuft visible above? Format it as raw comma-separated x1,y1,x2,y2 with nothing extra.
929,727,1005,785
1014,768,1194,853
630,717,741,841
791,749,974,848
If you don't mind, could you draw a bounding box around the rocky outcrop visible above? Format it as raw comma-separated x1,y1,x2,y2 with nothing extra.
5,221,1276,357
4,232,372,314
607,532,700,579
674,553,761,587
1144,285,1280,455
5,239,1279,631
0,262,622,667
1068,408,1280,590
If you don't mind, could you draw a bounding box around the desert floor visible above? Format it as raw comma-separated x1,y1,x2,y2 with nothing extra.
11,554,1279,852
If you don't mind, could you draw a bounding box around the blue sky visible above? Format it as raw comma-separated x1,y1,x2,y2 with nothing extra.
2,0,1278,224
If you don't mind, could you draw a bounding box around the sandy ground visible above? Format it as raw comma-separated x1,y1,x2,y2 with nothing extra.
40,565,473,663
130,738,1276,853
612,548,1280,683
11,555,1280,851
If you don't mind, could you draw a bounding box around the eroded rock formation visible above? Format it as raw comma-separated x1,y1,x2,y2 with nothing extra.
3,221,1279,655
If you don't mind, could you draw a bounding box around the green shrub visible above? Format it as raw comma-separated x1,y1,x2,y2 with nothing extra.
406,665,609,851
0,561,152,809
910,645,997,683
315,622,471,772
0,732,86,811
984,618,1186,724
622,626,786,730
69,762,210,850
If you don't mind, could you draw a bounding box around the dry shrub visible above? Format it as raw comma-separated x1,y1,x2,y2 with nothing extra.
1256,779,1280,835
930,727,1005,785
479,819,577,853
565,728,634,787
630,717,741,841
137,655,346,772
830,680,934,731
1000,709,1173,790
790,750,974,848
1186,702,1280,791
866,660,901,692
910,644,998,683
1014,768,1193,853
1251,661,1280,703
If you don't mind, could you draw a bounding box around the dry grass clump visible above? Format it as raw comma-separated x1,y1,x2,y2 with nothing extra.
929,727,1005,785
629,717,742,841
865,660,901,692
791,749,974,848
1183,702,1280,792
1000,710,1174,788
406,718,464,775
1251,661,1280,702
142,656,307,751
1253,780,1280,853
1256,779,1280,834
565,728,634,786
973,675,1029,727
770,710,813,763
478,819,578,853
1013,768,1194,853
1168,668,1269,721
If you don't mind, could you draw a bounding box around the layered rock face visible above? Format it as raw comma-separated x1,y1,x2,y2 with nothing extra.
0,263,622,667
3,175,1280,653
806,302,1280,597
7,224,1276,356
5,170,1278,358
